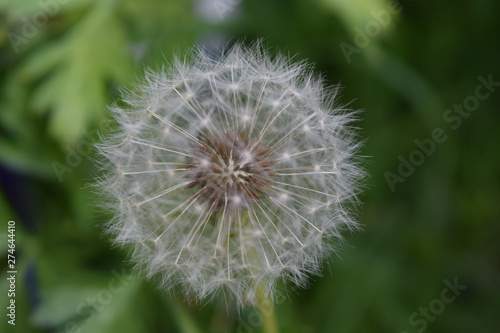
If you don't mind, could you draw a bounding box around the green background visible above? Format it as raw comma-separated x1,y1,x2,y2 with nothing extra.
1,0,499,332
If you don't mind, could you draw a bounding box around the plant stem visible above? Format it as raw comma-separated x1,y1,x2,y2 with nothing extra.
256,284,279,333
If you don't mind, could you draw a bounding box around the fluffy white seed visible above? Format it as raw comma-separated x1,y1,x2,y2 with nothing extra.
95,41,364,307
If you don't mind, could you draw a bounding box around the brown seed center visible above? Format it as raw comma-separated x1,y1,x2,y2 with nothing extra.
185,132,275,211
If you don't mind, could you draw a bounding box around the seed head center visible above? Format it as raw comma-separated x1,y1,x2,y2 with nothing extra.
185,132,275,211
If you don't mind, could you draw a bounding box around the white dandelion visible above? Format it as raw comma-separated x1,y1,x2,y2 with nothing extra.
96,42,364,307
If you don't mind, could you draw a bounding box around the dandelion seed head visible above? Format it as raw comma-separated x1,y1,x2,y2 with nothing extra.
95,41,364,307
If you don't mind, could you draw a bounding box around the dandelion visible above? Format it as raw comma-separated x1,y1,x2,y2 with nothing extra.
96,42,364,307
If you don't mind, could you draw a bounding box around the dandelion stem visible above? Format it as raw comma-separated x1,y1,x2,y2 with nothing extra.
256,284,280,333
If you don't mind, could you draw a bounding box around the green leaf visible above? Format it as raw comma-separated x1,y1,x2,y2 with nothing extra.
65,275,143,333
21,1,132,145
0,74,54,176
32,272,143,331
32,286,103,327
321,0,391,29
0,0,94,14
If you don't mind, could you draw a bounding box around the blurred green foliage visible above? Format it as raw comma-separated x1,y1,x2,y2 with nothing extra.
0,0,499,332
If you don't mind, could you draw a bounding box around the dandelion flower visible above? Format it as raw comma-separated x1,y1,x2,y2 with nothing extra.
96,42,364,306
